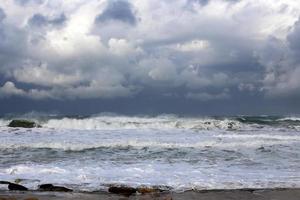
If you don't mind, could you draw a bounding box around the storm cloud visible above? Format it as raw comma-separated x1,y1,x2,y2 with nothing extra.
0,0,299,115
95,0,137,25
0,7,5,22
28,13,67,28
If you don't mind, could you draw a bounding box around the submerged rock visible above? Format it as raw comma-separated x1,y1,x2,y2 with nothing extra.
108,186,137,196
38,184,72,192
8,120,40,128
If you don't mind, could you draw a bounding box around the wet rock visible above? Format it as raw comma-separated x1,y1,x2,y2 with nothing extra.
8,183,28,191
8,120,40,128
137,187,161,194
0,181,11,184
38,184,53,190
227,122,235,129
108,186,137,196
0,181,28,191
0,197,17,200
257,146,265,151
14,179,22,184
38,184,73,192
14,178,39,184
257,146,271,153
240,188,257,193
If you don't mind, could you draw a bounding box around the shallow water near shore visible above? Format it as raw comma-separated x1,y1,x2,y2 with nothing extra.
0,114,300,192
1,189,300,200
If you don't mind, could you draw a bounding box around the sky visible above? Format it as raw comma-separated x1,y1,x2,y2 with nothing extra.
0,0,300,115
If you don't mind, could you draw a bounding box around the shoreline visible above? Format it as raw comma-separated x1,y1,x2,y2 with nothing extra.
1,188,300,200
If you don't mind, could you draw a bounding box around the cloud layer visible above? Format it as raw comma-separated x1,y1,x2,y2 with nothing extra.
0,0,299,108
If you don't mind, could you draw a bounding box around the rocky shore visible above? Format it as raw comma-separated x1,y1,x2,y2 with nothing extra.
0,188,300,200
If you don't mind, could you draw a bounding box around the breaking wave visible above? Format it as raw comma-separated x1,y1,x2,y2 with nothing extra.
43,116,243,131
1,114,299,131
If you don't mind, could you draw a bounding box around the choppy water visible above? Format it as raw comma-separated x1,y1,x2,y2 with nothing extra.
0,114,300,192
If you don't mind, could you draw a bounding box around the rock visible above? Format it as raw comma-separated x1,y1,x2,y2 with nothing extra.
39,184,53,190
137,187,160,194
0,181,11,184
24,198,39,200
8,183,28,191
257,146,265,151
108,186,137,196
51,186,73,192
0,198,17,200
14,179,22,184
227,122,235,129
38,184,72,192
257,146,271,153
8,120,40,128
0,181,28,191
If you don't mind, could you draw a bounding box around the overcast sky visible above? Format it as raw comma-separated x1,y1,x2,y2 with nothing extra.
0,0,300,115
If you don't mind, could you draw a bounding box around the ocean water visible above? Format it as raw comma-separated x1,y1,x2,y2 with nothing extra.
0,114,300,192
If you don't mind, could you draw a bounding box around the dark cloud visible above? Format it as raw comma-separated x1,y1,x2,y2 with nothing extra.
187,0,240,6
0,8,6,22
14,0,45,6
287,19,300,53
95,0,137,25
0,25,28,71
255,18,300,99
188,0,209,6
28,13,67,28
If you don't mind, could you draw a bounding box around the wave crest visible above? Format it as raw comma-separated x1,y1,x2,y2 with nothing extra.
43,116,242,130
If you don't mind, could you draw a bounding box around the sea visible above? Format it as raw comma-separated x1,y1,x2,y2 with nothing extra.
0,113,300,192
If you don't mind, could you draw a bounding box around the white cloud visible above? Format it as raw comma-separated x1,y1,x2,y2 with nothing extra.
176,40,210,52
0,81,26,97
13,63,82,87
147,58,178,82
108,38,142,56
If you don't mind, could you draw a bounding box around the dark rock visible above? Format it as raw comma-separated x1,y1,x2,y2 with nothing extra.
257,146,272,153
0,181,11,184
8,120,40,128
8,183,28,191
227,122,235,129
39,184,53,190
108,186,137,196
0,181,28,191
240,188,257,193
51,186,73,192
0,197,17,200
137,187,160,194
38,184,72,192
257,146,265,151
